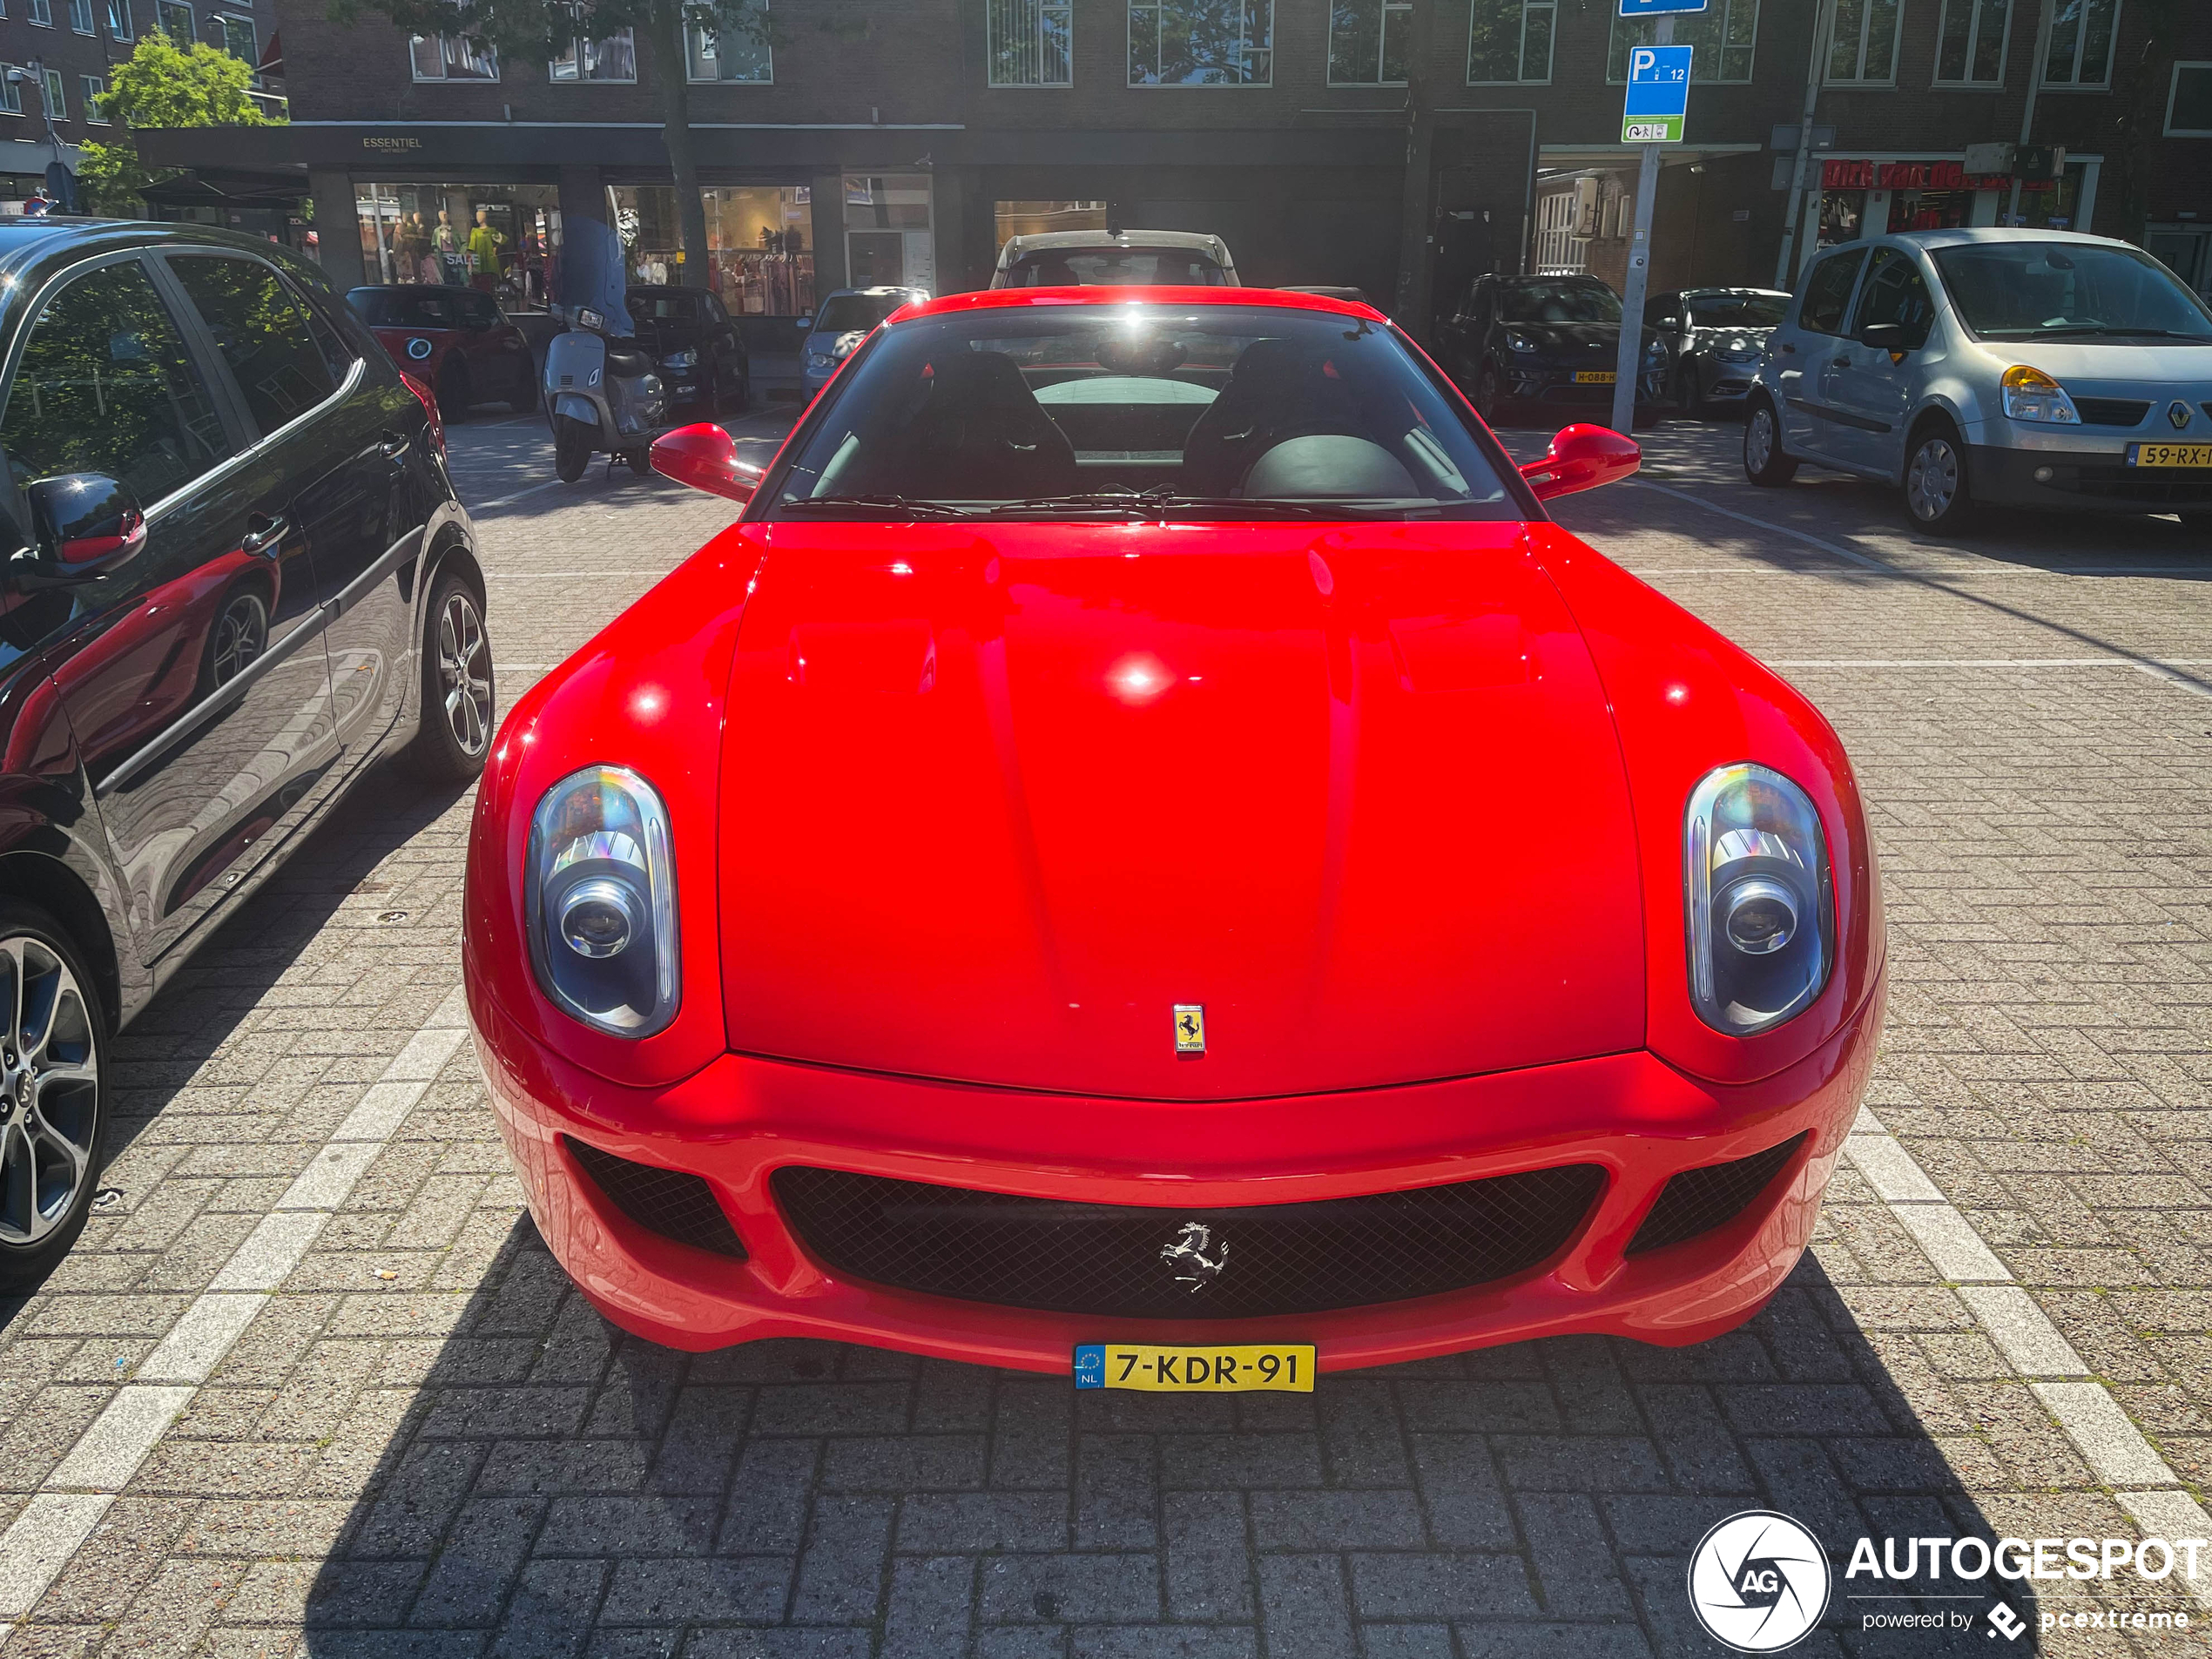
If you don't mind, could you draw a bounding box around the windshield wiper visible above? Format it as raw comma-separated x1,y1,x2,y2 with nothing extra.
779,494,981,519
1986,324,2212,341
986,489,1355,520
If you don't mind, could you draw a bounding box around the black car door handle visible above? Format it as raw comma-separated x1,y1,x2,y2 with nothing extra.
380,430,411,459
242,512,288,556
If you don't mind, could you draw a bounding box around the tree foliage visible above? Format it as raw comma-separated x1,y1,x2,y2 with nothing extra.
78,34,279,215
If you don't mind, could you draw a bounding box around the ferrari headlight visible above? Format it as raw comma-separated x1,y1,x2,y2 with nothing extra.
1684,763,1832,1035
2000,364,2080,425
1504,329,1539,354
528,765,678,1037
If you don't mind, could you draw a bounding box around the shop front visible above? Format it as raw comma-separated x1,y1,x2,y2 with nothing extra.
1815,156,2101,252
357,182,563,310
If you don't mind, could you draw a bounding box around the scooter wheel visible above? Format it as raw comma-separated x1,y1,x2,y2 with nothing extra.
627,448,652,477
554,415,593,483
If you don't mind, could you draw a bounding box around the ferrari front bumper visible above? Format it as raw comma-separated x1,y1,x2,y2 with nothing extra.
469,974,1883,1375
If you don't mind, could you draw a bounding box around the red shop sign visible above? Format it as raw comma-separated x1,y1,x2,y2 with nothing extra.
1821,158,2013,192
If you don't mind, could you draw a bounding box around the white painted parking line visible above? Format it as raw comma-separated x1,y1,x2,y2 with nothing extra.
1844,1133,1946,1203
1629,481,1889,570
2116,1492,2212,1609
0,988,475,1626
2032,1383,2180,1488
1956,1286,2090,1379
1887,1204,2013,1284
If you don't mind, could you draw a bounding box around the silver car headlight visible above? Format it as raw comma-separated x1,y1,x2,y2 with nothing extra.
2000,364,2080,424
527,766,678,1037
1504,329,1539,354
806,351,837,372
1685,763,1833,1035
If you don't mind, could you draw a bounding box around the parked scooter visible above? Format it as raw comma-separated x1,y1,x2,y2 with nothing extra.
543,305,667,482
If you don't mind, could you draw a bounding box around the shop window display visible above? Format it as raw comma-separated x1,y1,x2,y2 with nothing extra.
357,184,562,309
611,185,816,315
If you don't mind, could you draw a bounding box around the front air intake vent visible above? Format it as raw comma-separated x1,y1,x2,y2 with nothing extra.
1626,1132,1809,1257
563,1136,746,1259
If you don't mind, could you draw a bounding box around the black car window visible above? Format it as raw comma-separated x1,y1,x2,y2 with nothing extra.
349,288,456,330
815,293,906,334
0,257,232,508
297,288,360,382
170,254,338,436
1849,249,1936,349
454,291,501,328
1797,249,1869,336
1495,281,1622,324
627,291,701,323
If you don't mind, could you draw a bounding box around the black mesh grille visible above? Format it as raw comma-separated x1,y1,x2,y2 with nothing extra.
772,1163,1606,1319
2074,398,2150,428
1626,1132,1809,1257
564,1136,747,1259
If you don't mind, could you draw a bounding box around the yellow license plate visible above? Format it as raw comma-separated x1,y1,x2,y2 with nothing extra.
1074,1343,1315,1393
2128,442,2212,468
1575,370,1618,384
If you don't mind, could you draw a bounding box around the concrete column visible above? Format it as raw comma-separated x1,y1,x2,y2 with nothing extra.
309,168,366,292
556,164,629,333
809,171,846,299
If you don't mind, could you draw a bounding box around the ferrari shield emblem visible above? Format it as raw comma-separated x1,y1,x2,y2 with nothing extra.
1173,1004,1206,1055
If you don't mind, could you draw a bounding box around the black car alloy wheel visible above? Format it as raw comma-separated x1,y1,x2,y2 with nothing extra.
0,905,106,1290
409,570,496,783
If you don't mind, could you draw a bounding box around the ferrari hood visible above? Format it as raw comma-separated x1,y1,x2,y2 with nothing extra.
718,521,1644,1099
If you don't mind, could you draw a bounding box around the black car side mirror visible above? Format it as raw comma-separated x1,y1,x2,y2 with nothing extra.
1857,321,1911,354
13,473,147,587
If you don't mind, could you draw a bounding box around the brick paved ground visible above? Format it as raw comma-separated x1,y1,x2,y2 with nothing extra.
0,405,2205,1657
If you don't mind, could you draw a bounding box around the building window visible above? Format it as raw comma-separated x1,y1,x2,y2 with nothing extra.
550,25,634,80
989,0,1071,86
106,0,132,37
217,12,252,58
1934,0,2007,82
0,70,19,112
1468,0,1553,82
2169,62,2212,134
43,69,63,117
1608,0,1757,83
67,0,91,31
1129,0,1271,85
155,0,189,37
688,0,771,83
1826,0,1900,83
1331,0,1409,84
410,34,496,79
27,0,50,25
2042,0,2117,86
81,73,104,118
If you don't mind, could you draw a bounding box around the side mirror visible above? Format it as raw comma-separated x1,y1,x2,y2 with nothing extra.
1856,321,1910,354
796,315,813,331
19,474,146,581
650,423,760,503
1519,423,1640,502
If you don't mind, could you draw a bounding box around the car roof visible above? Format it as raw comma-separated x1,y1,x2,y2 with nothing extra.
0,218,318,293
1867,226,2136,254
1001,230,1230,258
819,286,929,301
1680,287,1793,297
894,286,1383,327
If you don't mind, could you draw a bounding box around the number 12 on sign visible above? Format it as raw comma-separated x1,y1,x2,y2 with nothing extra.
1622,44,1693,144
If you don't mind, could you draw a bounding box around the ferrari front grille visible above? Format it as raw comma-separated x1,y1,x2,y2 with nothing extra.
771,1163,1606,1320
1625,1131,1809,1257
563,1136,747,1259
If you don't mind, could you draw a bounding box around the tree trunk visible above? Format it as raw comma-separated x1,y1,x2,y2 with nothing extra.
652,0,710,287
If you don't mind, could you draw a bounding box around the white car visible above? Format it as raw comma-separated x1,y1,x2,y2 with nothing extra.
1743,227,2212,535
991,229,1238,288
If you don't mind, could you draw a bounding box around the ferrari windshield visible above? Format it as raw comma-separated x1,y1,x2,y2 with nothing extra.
1498,280,1622,324
1931,242,2212,341
758,305,1519,521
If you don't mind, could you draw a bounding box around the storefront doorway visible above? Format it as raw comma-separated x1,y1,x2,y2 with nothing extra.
844,174,935,293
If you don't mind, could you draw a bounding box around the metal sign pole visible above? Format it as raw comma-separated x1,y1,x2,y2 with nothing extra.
1610,13,1687,435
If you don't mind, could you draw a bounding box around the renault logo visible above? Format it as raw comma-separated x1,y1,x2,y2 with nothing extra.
2171,400,2194,430
1160,1221,1228,1291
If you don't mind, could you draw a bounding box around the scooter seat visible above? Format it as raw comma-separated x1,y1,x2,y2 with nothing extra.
604,342,653,378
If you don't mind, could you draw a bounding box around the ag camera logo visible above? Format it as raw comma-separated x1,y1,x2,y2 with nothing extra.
1688,1510,1832,1652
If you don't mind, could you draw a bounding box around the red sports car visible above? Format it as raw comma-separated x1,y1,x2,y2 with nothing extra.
463,287,1884,1383
347,284,537,419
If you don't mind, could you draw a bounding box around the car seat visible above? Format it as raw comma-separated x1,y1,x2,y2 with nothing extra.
1180,338,1386,496
862,349,1081,500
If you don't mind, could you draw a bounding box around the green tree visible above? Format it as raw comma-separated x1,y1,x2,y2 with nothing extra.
332,0,775,288
78,33,278,215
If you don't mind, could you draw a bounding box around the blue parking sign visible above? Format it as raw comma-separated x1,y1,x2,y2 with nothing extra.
1620,0,1708,13
1622,44,1693,142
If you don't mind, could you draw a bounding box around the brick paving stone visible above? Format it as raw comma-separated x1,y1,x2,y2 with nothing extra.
0,416,2206,1656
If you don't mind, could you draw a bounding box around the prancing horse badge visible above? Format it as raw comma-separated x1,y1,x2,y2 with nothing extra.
1173,1004,1206,1055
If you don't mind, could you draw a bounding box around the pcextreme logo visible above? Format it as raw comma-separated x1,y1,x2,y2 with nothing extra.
1688,1511,1832,1652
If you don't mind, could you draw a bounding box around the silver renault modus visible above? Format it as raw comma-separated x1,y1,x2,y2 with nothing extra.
1742,228,2212,536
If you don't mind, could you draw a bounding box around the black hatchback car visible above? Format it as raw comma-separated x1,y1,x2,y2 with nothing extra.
1437,273,1670,427
625,285,752,421
0,221,493,1285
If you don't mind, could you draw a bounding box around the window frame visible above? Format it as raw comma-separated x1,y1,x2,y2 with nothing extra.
1467,0,1554,85
2040,0,2119,89
80,73,105,120
0,68,19,113
154,0,190,38
105,0,132,36
26,0,51,26
42,69,63,118
2168,60,2212,136
549,24,637,82
988,0,1073,87
1127,0,1274,87
686,0,773,84
1932,0,2010,84
1328,0,1412,87
216,10,253,60
409,31,499,81
1824,0,1903,86
66,0,93,33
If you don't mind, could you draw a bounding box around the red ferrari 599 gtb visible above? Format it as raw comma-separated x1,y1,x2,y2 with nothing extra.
462,287,1884,1385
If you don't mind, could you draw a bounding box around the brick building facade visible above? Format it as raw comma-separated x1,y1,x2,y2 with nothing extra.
138,0,2212,340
